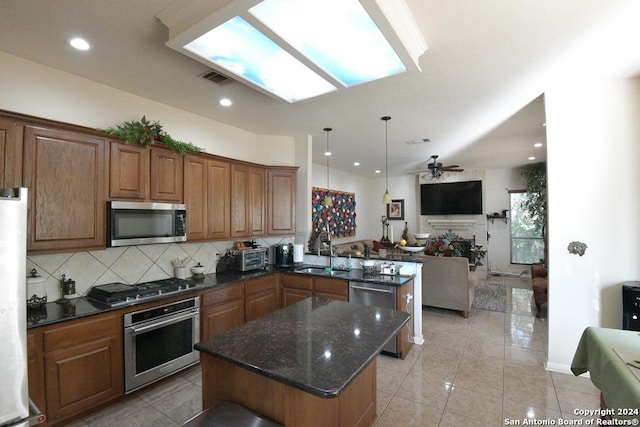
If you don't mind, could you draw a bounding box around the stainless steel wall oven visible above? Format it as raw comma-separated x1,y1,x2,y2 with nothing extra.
124,297,200,393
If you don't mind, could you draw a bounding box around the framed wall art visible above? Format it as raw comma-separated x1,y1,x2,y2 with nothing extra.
387,199,404,220
311,187,356,237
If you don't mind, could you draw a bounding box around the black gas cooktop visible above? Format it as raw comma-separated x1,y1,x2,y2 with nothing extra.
87,278,197,307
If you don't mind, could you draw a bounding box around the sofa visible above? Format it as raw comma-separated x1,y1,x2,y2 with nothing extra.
422,255,478,318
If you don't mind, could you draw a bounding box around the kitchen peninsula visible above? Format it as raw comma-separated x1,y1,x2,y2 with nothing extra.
195,297,410,427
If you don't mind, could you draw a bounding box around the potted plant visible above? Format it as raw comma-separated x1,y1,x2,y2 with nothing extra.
103,116,203,154
521,162,547,263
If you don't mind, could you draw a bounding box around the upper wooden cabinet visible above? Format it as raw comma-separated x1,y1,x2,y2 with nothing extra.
150,146,183,202
109,141,149,199
0,116,23,188
109,142,183,202
230,163,266,238
184,154,231,241
267,168,297,235
23,125,107,253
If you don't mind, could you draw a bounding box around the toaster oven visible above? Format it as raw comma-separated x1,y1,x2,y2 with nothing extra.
231,247,267,272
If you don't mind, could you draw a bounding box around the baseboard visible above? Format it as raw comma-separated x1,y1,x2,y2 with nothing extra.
544,361,589,377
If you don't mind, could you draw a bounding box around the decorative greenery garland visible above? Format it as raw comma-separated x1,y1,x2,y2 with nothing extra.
102,116,203,154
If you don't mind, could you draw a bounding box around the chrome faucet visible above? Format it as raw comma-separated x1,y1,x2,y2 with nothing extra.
315,230,333,270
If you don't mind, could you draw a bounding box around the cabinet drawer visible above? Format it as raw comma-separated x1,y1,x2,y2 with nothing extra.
314,277,348,296
43,314,119,353
280,274,313,290
202,283,244,307
245,275,277,295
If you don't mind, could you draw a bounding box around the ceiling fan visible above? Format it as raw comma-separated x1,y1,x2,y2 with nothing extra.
409,155,464,178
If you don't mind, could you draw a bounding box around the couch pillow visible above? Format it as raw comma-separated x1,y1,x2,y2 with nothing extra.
373,240,386,251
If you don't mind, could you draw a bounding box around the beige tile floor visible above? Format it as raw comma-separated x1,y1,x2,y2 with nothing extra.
69,275,600,426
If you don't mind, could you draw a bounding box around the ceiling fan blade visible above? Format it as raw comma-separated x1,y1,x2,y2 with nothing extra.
406,170,429,174
443,164,459,169
443,167,464,172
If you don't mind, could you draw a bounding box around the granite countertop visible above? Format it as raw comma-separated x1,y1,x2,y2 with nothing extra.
195,297,410,398
26,265,414,329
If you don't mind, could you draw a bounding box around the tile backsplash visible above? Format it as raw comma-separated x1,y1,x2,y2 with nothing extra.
27,236,293,302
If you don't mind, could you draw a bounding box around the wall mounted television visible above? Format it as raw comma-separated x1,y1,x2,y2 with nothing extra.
420,180,483,215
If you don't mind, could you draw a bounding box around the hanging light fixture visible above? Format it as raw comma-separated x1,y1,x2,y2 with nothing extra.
381,116,392,204
323,127,333,207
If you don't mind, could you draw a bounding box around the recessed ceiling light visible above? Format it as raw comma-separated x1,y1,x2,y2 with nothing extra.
324,151,332,156
534,142,543,148
375,170,381,174
528,156,536,161
219,98,232,107
353,162,360,166
69,37,90,51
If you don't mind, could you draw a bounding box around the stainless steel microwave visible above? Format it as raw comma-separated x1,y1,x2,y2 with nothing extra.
108,201,187,247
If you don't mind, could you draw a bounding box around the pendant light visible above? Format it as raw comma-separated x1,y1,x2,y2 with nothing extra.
322,127,333,207
381,116,392,204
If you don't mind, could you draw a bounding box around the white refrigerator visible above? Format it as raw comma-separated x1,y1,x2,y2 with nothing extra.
0,187,44,426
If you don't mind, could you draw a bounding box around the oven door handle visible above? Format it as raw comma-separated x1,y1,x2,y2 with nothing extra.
127,310,198,334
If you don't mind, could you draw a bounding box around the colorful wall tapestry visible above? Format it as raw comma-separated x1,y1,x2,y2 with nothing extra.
312,187,356,237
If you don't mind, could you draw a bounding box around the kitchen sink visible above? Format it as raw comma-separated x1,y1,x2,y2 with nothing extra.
293,267,350,278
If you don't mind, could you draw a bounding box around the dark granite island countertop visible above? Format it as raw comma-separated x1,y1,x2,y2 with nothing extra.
196,297,410,426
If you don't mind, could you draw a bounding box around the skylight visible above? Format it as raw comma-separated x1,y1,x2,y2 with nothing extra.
249,0,406,87
159,0,427,103
185,16,336,102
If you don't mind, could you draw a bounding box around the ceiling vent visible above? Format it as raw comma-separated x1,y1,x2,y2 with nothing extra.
200,70,233,85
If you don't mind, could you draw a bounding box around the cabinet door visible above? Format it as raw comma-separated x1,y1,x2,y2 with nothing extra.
150,146,183,202
207,158,231,239
44,335,122,422
184,154,208,241
41,313,123,423
23,126,106,252
27,330,46,414
109,141,149,199
245,275,279,322
249,167,266,236
0,116,23,187
202,299,245,340
280,274,313,307
267,168,297,235
313,277,348,301
230,163,250,237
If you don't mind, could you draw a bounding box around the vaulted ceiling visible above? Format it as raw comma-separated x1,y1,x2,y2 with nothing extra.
1,1,639,177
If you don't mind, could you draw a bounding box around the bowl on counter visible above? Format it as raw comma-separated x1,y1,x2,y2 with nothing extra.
399,246,426,253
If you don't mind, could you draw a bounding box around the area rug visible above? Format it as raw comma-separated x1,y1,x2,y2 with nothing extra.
472,283,507,312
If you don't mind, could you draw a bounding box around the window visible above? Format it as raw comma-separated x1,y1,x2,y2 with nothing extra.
510,191,544,264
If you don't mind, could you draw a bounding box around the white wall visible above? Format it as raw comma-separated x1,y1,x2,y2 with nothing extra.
545,77,640,371
0,52,296,167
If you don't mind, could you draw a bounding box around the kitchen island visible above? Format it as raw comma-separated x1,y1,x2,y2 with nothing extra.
195,297,410,427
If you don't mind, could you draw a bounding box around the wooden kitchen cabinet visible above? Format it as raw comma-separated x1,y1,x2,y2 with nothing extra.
266,168,297,235
27,329,46,415
230,163,265,238
109,142,183,202
23,125,107,253
184,154,230,241
0,116,23,187
109,141,149,199
280,274,313,307
395,278,415,360
150,146,183,202
201,283,245,340
40,312,123,425
245,275,279,322
313,277,348,302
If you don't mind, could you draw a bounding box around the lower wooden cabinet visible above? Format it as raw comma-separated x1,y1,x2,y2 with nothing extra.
201,283,245,340
280,274,313,307
313,277,348,302
28,312,123,426
245,275,279,322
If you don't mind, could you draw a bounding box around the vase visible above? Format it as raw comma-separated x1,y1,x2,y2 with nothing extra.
175,267,187,279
